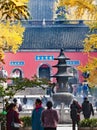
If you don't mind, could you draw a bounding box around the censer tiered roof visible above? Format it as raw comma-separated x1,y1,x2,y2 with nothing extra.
52,48,73,78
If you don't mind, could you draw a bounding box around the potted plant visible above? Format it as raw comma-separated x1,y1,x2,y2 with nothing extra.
20,116,31,130
78,118,97,130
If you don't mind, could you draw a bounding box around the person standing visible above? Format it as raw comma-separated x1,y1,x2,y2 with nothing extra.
31,98,44,130
41,101,59,130
6,103,23,130
23,95,27,105
82,84,89,97
77,83,82,96
95,99,97,111
13,98,22,112
82,97,94,119
70,99,82,130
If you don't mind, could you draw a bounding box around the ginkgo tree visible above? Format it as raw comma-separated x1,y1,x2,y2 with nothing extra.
77,56,97,87
57,0,97,87
0,0,31,110
0,0,50,104
0,0,30,63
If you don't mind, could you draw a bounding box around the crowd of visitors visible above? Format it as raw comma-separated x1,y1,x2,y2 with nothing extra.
5,96,95,130
5,97,59,130
70,83,89,97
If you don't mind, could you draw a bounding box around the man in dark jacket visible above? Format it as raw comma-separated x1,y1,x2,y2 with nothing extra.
70,99,82,130
82,97,94,119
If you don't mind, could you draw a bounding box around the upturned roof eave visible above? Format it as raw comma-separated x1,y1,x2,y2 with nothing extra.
52,64,72,67
52,73,73,77
54,57,70,60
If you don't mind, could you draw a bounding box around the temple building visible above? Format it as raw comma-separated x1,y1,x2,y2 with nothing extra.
2,0,97,85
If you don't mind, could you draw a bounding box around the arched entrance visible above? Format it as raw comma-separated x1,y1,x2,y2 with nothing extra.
12,68,23,78
39,64,50,80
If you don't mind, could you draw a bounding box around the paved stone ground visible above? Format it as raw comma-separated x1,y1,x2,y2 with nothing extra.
57,124,77,130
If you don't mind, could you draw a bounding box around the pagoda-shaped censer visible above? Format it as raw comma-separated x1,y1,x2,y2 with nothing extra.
52,48,74,107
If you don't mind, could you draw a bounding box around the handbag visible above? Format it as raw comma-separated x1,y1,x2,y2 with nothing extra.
11,111,21,128
11,122,21,128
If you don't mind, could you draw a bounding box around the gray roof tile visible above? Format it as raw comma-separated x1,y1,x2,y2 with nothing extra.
20,24,90,50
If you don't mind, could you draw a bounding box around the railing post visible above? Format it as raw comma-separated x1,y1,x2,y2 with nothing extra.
0,122,1,130
59,103,65,124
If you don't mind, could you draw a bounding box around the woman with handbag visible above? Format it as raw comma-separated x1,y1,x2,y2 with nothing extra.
6,103,23,130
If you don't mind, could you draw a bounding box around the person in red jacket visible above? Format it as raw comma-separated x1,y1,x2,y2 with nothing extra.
6,103,23,130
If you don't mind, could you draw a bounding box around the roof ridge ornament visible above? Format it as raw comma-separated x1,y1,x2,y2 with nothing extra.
42,18,46,26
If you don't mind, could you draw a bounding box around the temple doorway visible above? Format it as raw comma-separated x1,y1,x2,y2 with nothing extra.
39,64,50,80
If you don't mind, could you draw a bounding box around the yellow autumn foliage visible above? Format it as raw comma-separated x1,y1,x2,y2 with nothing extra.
87,69,97,87
77,56,97,87
83,34,97,52
0,0,29,21
58,0,97,20
57,0,97,52
57,0,97,87
0,21,24,54
11,0,28,4
0,0,29,63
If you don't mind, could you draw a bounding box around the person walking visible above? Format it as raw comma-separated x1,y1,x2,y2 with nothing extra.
82,97,94,119
6,103,23,130
31,98,44,130
41,101,59,130
70,99,82,130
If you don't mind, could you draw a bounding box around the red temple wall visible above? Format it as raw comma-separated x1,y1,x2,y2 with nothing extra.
3,51,97,82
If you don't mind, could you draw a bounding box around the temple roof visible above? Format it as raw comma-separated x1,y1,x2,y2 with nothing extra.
19,21,91,50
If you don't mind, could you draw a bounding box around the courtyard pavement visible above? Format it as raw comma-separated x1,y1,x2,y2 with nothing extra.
57,124,78,130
